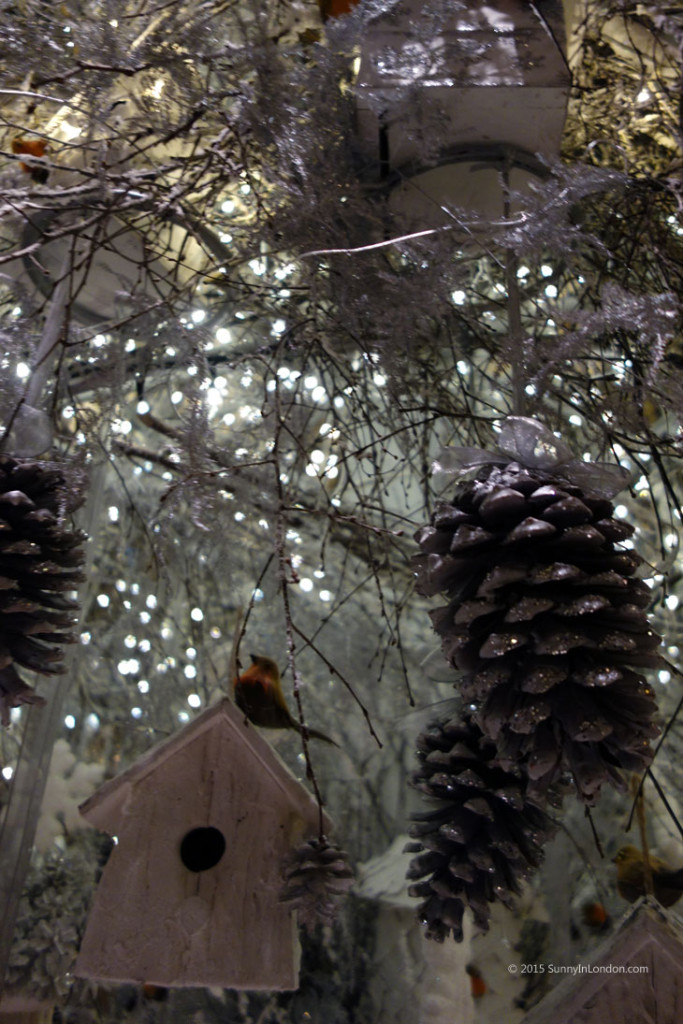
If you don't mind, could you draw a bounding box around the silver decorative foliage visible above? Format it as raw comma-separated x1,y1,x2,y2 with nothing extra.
4,830,107,1003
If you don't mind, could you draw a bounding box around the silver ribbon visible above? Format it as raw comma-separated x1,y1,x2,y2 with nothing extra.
432,417,631,499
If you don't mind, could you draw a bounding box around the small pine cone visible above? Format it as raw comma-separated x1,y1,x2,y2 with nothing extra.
414,462,661,803
280,838,354,933
406,714,557,942
0,455,86,725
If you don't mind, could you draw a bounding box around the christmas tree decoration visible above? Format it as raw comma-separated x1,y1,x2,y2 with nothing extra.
0,455,86,726
414,418,662,804
235,654,339,745
405,712,557,943
280,837,354,933
75,698,332,990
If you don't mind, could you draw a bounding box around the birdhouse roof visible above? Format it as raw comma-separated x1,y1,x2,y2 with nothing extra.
79,697,329,834
521,898,683,1024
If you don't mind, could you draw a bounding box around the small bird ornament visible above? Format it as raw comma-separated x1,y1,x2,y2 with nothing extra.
234,654,338,746
613,844,683,908
12,138,50,183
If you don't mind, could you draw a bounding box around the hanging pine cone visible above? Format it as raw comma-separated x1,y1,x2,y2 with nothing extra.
0,455,86,725
414,452,661,804
406,713,557,942
280,838,354,932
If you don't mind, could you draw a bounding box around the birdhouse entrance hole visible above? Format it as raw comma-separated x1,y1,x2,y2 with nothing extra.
180,827,226,872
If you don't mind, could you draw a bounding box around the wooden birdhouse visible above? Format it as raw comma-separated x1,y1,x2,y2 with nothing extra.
521,898,683,1024
75,698,331,991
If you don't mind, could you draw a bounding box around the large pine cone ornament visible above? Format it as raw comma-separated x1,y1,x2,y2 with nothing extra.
406,713,557,942
414,440,661,804
0,455,86,725
280,838,354,932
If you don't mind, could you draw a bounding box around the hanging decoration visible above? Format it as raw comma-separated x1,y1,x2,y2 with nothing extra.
75,698,337,991
280,837,355,933
405,711,557,943
412,417,662,806
0,455,86,726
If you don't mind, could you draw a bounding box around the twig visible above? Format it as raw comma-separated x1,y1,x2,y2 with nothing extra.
633,774,654,896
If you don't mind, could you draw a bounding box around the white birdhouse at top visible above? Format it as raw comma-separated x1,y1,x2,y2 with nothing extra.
355,0,570,226
75,698,331,991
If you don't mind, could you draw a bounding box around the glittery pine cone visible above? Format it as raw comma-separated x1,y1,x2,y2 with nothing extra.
414,461,661,803
280,838,354,932
406,713,557,942
0,455,86,725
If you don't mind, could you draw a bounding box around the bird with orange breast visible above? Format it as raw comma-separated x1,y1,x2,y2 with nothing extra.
234,654,338,746
613,845,683,908
12,138,50,183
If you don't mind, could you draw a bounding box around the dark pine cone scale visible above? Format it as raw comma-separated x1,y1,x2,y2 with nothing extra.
0,455,86,724
414,463,661,803
406,713,557,942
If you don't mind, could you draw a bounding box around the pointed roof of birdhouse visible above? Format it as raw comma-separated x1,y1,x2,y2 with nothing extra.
521,898,683,1024
79,697,329,834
